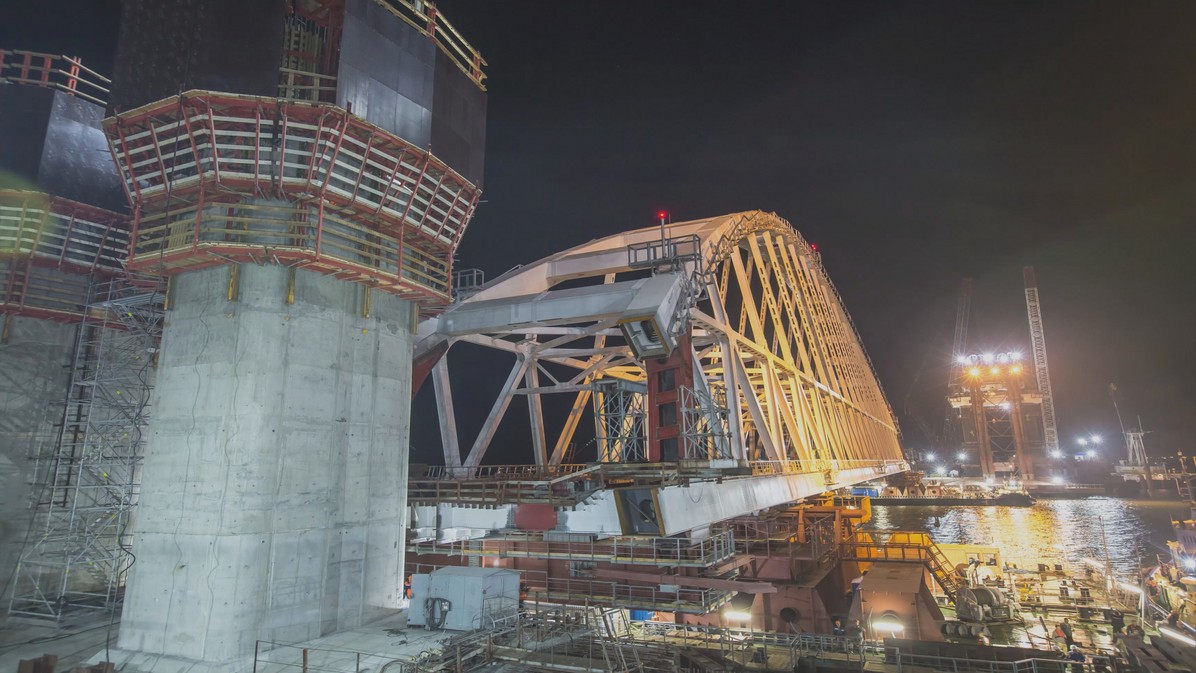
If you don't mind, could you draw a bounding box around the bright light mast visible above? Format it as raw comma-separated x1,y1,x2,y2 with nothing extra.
1023,267,1059,456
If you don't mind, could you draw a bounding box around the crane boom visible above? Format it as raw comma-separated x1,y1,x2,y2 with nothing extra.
942,278,972,446
1023,266,1059,453
951,277,972,360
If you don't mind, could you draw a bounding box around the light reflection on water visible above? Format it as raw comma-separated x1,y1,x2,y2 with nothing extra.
864,498,1184,578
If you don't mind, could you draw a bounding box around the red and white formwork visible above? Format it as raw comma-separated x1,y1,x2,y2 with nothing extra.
0,190,129,329
104,91,481,312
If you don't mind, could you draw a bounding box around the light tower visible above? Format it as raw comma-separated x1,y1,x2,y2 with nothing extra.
951,352,1036,481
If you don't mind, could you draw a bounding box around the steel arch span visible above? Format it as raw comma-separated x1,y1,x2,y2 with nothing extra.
412,211,906,535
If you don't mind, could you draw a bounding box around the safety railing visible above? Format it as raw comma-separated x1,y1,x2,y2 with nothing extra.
451,267,484,301
277,67,338,103
406,562,731,614
0,191,128,273
840,530,963,599
416,463,591,482
630,621,867,668
106,92,481,250
130,199,450,299
252,641,418,673
730,512,840,559
412,530,737,568
880,649,1115,673
749,458,903,477
627,233,703,273
0,49,110,106
373,0,487,89
527,576,733,614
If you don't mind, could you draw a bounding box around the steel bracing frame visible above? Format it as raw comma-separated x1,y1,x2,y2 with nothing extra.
9,276,163,622
417,211,903,479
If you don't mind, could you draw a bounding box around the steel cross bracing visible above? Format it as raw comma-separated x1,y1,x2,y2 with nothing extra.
1023,267,1059,453
8,276,163,622
412,212,905,534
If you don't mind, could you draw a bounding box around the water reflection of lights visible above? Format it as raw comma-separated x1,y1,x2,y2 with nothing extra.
864,498,1177,577
871,507,892,529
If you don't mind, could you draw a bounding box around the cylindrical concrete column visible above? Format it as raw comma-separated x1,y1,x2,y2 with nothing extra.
116,265,413,663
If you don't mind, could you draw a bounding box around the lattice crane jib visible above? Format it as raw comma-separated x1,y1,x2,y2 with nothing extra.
412,212,905,533
1023,267,1059,453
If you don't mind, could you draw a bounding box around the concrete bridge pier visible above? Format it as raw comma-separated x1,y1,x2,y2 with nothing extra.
111,265,412,669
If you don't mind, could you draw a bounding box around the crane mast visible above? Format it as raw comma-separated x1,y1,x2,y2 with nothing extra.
942,278,972,445
1023,266,1059,454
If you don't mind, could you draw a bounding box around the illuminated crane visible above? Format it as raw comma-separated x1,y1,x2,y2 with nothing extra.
1023,267,1059,455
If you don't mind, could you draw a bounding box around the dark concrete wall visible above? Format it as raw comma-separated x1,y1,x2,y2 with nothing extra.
109,0,286,113
0,87,124,210
430,49,487,187
340,0,486,186
338,0,436,151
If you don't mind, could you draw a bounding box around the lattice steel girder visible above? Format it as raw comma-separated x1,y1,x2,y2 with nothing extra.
416,211,904,477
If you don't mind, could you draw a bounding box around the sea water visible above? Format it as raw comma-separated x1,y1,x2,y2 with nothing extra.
863,497,1185,579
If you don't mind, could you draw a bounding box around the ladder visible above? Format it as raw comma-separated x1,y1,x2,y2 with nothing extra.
922,539,964,600
590,607,643,673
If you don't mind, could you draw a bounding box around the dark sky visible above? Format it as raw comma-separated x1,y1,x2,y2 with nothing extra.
6,1,1193,459
434,0,1196,459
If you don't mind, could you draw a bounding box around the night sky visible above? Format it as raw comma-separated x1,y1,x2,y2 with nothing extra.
5,2,1193,460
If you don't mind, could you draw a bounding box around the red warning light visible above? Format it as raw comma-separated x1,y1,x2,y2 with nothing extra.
810,243,818,252
656,210,668,220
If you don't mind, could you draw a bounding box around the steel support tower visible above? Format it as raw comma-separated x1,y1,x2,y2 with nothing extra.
9,277,162,621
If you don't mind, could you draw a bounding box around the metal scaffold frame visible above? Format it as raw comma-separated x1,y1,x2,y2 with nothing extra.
9,276,163,622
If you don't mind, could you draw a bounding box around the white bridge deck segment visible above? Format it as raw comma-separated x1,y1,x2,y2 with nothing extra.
413,211,907,536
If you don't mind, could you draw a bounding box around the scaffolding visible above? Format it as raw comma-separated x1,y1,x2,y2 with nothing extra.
594,379,647,463
8,276,163,621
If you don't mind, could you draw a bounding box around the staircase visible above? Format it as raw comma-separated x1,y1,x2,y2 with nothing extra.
839,530,963,601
